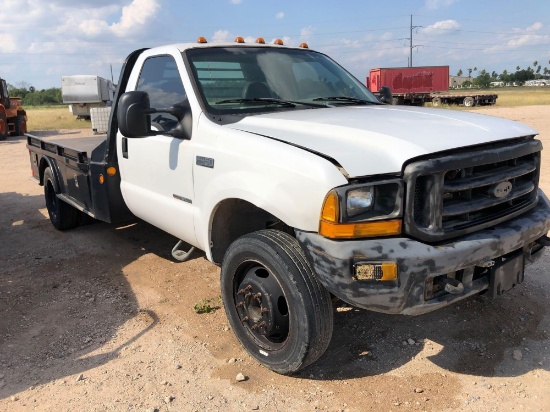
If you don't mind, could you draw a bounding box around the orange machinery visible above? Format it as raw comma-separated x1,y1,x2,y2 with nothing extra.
0,77,27,141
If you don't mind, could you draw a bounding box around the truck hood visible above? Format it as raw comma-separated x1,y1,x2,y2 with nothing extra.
226,105,537,177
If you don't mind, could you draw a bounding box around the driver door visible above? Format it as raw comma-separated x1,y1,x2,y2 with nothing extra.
118,54,197,246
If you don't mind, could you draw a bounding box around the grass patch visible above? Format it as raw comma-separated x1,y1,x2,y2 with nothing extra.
492,87,550,106
193,297,222,314
26,106,91,131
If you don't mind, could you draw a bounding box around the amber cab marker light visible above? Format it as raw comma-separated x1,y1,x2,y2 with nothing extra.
197,36,207,43
234,36,245,43
256,37,266,44
273,38,284,45
299,42,309,49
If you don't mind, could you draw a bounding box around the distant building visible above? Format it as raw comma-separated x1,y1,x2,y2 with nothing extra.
449,76,470,88
525,79,548,86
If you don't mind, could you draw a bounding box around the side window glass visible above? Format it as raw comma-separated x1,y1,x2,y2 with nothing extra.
136,55,186,132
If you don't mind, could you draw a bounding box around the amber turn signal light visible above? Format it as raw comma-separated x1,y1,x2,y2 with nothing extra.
319,219,402,239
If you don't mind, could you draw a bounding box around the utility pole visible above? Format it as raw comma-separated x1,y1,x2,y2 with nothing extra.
408,15,422,67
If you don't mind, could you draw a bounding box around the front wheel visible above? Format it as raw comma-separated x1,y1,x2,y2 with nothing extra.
221,230,333,374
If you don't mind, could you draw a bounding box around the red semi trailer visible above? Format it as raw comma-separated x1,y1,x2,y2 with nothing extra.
367,66,497,107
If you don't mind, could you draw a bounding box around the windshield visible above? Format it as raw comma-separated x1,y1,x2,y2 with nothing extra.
185,46,379,115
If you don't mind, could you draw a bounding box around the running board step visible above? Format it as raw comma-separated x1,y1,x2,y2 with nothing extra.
171,240,195,262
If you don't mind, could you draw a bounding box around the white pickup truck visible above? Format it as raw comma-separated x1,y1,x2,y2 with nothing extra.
27,38,550,374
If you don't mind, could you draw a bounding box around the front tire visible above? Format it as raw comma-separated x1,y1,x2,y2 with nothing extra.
44,167,80,230
221,230,333,374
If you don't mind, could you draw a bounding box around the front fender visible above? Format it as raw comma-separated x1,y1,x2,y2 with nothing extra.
192,117,348,259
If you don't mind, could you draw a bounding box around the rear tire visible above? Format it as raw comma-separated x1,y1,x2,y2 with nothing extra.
44,167,80,230
0,112,7,141
221,230,333,374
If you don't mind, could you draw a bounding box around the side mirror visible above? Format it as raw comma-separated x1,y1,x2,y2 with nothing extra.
118,91,152,137
379,86,394,105
117,91,191,139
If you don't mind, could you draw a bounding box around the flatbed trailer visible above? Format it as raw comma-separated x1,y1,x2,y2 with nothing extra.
430,93,498,107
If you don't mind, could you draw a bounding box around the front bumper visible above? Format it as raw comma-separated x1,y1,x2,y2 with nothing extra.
296,191,550,316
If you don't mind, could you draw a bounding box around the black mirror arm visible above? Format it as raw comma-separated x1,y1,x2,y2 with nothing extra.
145,104,190,140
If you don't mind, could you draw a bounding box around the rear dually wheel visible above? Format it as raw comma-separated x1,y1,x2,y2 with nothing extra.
44,167,80,230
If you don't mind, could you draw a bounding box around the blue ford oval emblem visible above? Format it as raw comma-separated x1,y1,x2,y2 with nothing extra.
491,181,513,198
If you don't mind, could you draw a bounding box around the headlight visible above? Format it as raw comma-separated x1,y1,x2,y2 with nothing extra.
319,179,403,239
347,187,374,217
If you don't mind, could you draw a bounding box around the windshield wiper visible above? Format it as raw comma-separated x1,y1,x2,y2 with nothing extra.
312,96,380,105
215,98,296,107
214,98,328,108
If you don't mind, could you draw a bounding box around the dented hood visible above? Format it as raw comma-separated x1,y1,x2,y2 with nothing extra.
226,105,537,177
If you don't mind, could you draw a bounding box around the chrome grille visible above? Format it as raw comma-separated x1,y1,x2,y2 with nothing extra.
404,140,541,242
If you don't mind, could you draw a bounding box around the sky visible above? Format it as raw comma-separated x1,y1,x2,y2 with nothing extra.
0,0,549,90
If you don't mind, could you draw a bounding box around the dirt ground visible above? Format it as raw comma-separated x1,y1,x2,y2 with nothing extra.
1,106,549,412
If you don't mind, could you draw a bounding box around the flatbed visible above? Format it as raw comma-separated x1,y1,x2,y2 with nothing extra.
431,93,498,107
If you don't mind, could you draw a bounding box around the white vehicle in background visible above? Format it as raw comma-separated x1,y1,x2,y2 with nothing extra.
27,37,550,374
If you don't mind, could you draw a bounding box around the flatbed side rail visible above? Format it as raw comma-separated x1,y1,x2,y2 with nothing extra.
26,134,90,172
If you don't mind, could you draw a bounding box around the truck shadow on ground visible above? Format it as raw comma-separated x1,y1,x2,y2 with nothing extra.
0,191,197,400
303,256,549,380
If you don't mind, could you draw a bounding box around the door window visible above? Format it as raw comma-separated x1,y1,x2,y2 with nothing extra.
136,55,186,131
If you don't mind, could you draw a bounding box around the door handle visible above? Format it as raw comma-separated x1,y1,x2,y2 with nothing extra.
122,137,128,159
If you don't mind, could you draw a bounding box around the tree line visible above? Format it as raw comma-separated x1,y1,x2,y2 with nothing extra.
8,83,63,106
456,60,550,88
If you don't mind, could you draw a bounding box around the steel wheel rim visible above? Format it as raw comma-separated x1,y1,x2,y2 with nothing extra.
233,261,290,350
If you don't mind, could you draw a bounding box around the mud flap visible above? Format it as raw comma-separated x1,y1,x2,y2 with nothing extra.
487,253,524,298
